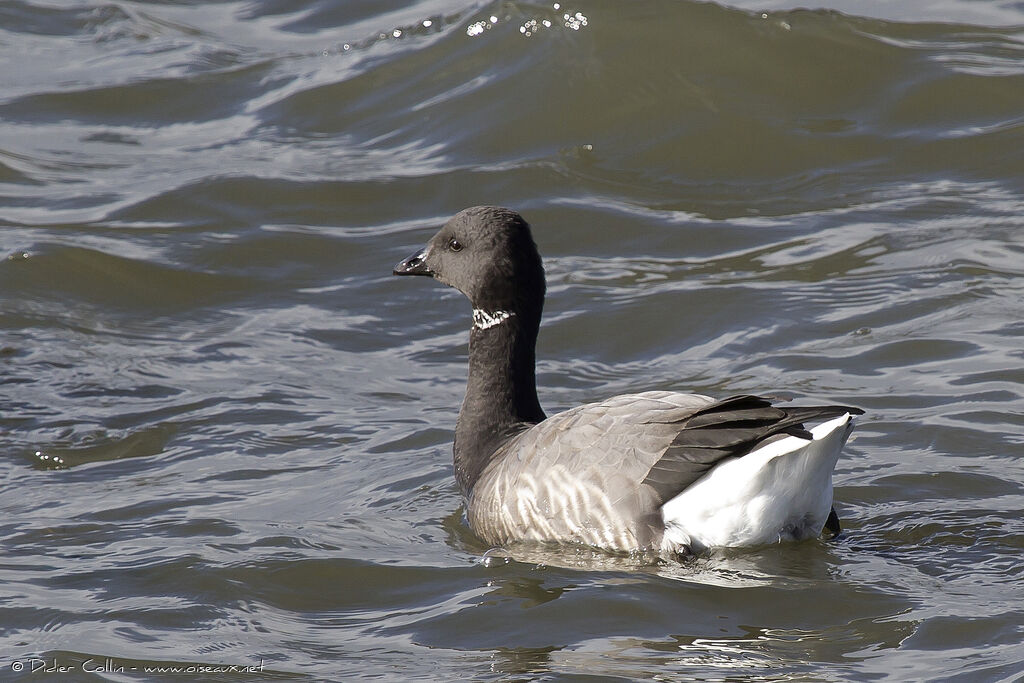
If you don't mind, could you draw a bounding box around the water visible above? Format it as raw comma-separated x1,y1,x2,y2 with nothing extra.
1,0,1023,680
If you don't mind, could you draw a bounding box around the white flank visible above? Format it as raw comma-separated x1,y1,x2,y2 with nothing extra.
473,309,514,330
660,413,855,553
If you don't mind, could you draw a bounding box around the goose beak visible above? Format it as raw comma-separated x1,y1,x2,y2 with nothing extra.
393,248,433,276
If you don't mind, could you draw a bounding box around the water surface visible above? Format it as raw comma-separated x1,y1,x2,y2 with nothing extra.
1,0,1023,680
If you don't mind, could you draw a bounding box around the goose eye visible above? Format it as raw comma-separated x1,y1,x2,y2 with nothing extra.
448,238,463,252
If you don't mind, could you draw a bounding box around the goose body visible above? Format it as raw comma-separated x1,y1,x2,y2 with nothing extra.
394,206,862,557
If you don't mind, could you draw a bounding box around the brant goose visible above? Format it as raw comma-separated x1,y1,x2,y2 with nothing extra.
394,206,863,556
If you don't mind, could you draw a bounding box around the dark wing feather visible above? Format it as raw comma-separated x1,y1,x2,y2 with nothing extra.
642,395,864,503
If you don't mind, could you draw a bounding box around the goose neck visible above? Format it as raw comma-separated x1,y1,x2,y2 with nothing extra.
453,306,545,493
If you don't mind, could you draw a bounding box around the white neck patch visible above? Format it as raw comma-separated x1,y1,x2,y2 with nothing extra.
472,309,514,330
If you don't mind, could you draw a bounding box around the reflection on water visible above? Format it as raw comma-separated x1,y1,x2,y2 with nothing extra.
1,0,1023,680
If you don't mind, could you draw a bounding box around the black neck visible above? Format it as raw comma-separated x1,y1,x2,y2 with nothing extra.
453,305,545,495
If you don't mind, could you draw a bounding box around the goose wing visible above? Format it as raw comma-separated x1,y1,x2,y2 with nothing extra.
642,394,863,503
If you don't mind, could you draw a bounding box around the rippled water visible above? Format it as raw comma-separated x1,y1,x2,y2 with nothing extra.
1,0,1023,680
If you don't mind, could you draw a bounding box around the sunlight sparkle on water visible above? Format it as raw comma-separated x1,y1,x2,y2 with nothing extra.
34,450,65,467
564,11,588,30
521,19,547,36
518,6,586,37
467,16,499,37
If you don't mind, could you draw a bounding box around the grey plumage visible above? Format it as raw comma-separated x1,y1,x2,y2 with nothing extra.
468,391,713,551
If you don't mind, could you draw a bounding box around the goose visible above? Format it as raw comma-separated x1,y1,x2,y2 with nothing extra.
393,206,863,557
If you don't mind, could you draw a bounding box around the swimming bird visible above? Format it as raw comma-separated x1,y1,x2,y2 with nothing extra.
394,206,863,557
